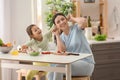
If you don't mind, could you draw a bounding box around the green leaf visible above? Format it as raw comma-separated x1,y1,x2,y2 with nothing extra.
94,34,107,41
45,0,74,29
0,38,3,46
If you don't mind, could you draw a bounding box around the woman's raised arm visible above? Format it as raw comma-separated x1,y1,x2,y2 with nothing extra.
68,14,87,30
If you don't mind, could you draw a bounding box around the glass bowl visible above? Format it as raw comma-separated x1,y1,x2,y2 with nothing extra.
0,46,13,53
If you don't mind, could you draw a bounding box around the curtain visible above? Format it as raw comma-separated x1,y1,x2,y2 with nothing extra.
0,0,4,40
0,0,11,42
0,0,12,80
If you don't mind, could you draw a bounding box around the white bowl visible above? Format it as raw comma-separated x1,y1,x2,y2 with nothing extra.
0,46,13,53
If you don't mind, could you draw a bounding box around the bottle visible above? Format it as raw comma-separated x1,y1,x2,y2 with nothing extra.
98,25,101,35
100,14,103,27
85,16,92,40
10,41,19,55
88,16,92,27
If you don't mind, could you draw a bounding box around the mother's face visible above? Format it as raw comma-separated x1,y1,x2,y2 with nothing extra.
54,15,68,30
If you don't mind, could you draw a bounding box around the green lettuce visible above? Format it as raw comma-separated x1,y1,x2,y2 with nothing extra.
94,34,107,41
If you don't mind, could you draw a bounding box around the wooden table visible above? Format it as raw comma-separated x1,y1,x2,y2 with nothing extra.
0,52,91,80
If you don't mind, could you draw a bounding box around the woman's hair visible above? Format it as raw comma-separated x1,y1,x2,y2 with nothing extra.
52,13,66,45
52,13,67,25
26,24,36,39
54,30,63,45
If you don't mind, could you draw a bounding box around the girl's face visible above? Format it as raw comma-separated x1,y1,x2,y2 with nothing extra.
31,26,42,40
54,15,68,30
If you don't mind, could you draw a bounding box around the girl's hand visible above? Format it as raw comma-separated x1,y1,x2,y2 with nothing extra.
20,45,28,53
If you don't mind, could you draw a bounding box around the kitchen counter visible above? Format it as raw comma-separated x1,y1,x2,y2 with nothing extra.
88,38,120,45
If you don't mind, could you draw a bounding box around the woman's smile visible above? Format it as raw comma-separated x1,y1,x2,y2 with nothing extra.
60,22,66,27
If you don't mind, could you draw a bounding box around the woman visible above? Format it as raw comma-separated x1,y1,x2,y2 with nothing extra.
47,13,95,80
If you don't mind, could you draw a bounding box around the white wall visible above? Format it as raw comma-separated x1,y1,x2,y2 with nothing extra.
11,0,34,46
0,0,4,39
108,0,120,39
80,0,100,20
0,0,11,42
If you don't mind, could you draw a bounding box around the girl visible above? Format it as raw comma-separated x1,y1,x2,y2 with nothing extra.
21,24,52,80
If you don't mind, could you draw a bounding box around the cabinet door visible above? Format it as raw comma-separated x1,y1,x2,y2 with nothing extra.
91,42,120,64
91,42,120,80
92,63,120,80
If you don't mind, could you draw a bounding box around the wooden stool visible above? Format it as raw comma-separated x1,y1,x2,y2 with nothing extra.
16,69,46,80
63,76,90,80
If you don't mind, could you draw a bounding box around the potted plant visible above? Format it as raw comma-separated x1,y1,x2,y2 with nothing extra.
45,0,74,29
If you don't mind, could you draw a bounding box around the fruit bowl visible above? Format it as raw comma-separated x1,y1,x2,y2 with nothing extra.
0,46,13,53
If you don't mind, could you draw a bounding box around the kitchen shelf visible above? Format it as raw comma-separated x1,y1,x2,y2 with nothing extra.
99,0,108,35
99,2,104,5
72,0,81,17
72,0,108,35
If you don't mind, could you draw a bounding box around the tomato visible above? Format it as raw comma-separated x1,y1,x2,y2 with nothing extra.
41,51,51,54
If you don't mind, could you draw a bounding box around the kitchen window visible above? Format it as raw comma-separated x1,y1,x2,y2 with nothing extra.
32,0,42,29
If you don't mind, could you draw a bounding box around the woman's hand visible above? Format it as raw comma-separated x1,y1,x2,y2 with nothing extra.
52,26,66,52
67,14,87,29
67,14,75,22
54,50,67,55
52,26,61,36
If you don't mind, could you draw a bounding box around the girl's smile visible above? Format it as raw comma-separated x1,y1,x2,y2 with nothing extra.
31,26,43,41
